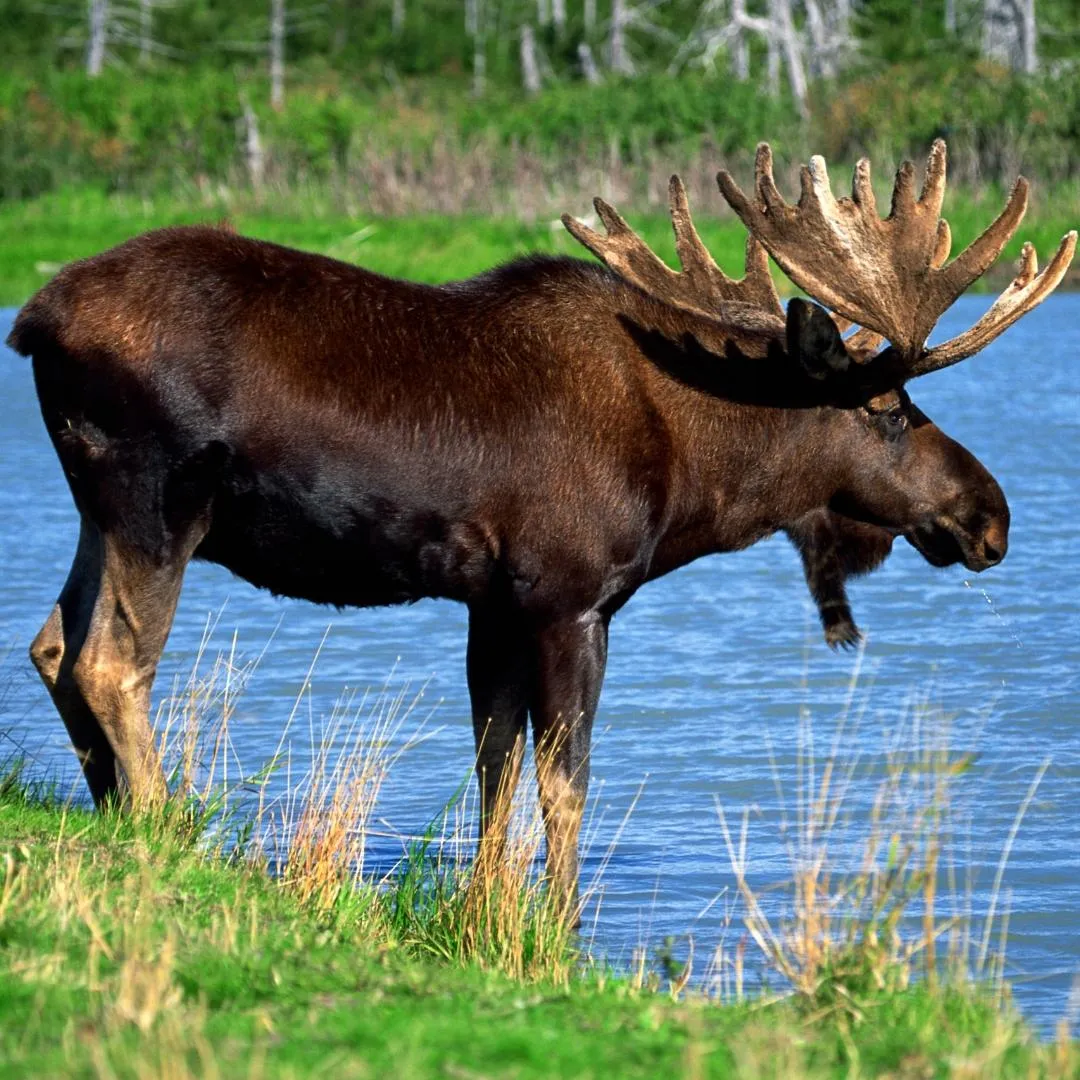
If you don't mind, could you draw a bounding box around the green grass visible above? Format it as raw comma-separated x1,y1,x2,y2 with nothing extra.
1,184,1076,308
0,774,1074,1079
0,188,751,307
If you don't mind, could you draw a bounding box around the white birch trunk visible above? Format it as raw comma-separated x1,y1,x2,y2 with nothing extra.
87,0,108,76
765,22,780,97
520,24,542,93
242,99,266,191
578,41,600,83
982,0,1037,72
732,28,749,80
467,0,487,95
473,37,487,95
139,0,152,64
392,0,406,35
609,0,634,74
1019,0,1037,74
770,0,808,117
728,0,750,80
584,0,595,33
803,0,832,77
270,0,285,110
552,0,566,32
834,0,853,57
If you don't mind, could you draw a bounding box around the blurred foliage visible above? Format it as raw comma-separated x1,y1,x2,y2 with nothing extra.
855,0,1079,66
0,0,1076,202
0,0,1076,80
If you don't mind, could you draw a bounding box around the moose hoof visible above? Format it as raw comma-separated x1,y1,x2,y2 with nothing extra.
825,621,862,651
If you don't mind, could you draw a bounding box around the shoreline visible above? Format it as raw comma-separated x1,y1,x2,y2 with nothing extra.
1,780,1073,1077
1,188,1076,308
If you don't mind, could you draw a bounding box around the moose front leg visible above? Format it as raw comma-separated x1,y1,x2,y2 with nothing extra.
530,612,609,919
786,510,861,650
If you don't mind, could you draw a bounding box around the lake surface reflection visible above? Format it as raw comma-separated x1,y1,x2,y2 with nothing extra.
2,294,1078,1028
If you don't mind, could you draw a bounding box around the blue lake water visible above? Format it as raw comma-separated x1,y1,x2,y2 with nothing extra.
1,293,1078,1029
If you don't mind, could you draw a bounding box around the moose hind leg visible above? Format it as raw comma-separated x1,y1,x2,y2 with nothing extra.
467,606,531,855
29,519,118,805
60,527,194,810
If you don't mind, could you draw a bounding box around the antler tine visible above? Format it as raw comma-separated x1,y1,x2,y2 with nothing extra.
561,176,784,322
933,176,1029,299
561,196,700,312
667,175,783,318
912,230,1077,375
932,219,952,268
717,140,1054,372
851,157,876,214
919,138,948,221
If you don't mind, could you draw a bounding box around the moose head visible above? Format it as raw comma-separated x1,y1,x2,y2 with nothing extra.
565,140,1076,639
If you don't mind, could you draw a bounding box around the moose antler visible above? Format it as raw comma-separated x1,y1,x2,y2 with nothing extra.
717,140,1077,375
911,233,1077,374
561,175,784,323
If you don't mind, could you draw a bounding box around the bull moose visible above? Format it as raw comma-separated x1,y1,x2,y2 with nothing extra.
9,141,1075,908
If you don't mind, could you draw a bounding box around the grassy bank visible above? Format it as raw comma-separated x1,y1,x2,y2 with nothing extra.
2,60,1080,206
1,784,1074,1079
1,184,1078,307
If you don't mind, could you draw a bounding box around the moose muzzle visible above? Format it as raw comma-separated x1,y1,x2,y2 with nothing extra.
906,499,1010,573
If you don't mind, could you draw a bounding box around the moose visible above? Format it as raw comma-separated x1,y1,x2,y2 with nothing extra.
9,140,1075,909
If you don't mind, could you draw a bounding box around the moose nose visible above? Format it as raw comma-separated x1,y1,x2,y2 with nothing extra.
981,521,1008,566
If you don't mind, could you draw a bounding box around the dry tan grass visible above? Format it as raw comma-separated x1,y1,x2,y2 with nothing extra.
712,653,1051,1021
94,629,1060,1016
146,629,582,982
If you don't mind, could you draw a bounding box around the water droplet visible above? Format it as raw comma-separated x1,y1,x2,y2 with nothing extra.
962,580,1023,650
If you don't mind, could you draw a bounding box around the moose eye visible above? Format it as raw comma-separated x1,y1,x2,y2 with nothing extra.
867,404,908,438
883,409,908,436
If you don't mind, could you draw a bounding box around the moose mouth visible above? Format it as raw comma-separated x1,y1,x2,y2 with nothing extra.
905,519,1003,573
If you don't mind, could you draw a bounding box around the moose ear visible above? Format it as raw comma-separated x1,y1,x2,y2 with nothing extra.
785,298,851,381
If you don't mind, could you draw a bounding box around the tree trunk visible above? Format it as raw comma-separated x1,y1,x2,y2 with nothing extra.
770,0,808,118
520,24,542,93
270,0,285,110
241,99,266,192
732,30,749,80
332,0,349,54
584,0,595,33
578,41,600,83
392,0,405,35
473,36,487,95
764,6,780,97
728,0,750,80
87,0,108,76
467,0,487,96
609,0,634,74
803,0,834,77
1019,0,1037,74
982,0,1038,73
139,0,152,65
